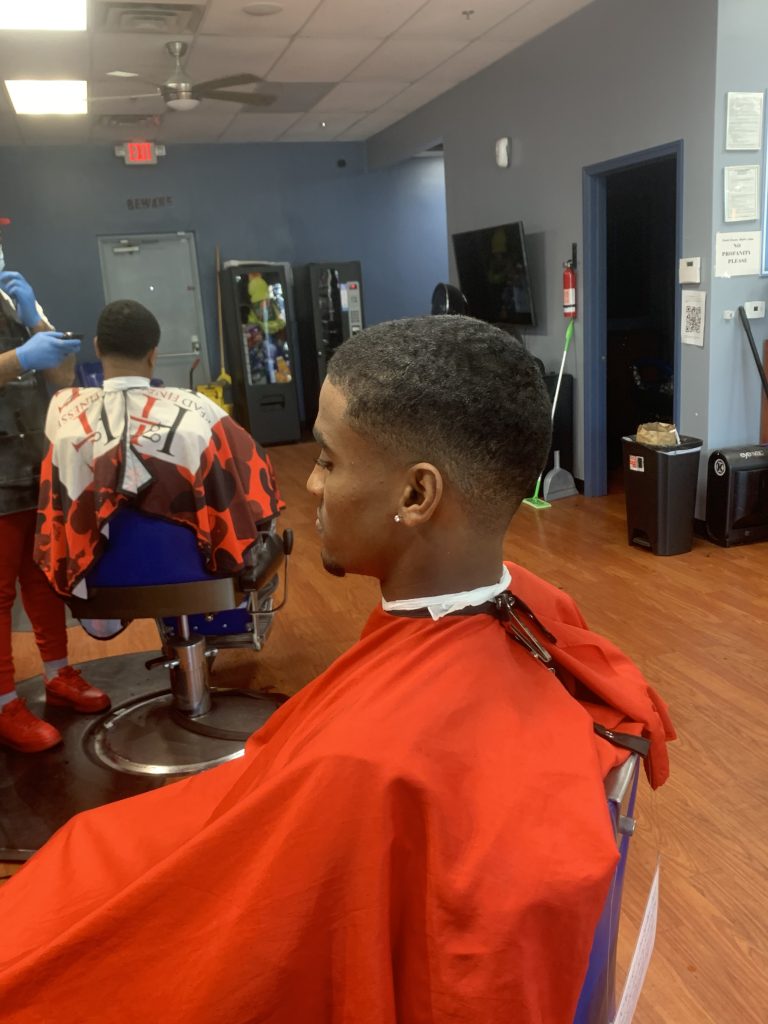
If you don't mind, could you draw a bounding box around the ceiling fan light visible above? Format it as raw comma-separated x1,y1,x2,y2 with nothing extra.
166,96,200,111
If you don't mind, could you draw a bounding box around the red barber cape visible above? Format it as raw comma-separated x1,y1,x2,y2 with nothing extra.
0,564,674,1023
34,384,282,595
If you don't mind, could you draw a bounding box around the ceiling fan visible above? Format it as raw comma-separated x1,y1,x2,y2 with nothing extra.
92,41,276,112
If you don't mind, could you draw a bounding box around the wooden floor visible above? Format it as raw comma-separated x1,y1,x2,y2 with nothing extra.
5,440,768,1023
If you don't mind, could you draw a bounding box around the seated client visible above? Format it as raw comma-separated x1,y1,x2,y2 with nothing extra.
0,315,674,1023
34,299,281,603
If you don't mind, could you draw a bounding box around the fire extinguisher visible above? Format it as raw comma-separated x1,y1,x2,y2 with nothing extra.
562,260,576,319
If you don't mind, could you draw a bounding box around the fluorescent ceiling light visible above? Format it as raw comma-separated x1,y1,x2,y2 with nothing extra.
107,71,140,79
0,0,87,31
5,80,88,116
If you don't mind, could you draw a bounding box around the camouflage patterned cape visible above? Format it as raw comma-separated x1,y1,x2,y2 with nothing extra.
35,378,281,596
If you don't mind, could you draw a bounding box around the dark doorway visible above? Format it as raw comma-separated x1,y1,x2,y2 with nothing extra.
605,158,677,484
582,142,682,496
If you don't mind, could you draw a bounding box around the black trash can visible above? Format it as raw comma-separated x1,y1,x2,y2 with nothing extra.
622,435,702,555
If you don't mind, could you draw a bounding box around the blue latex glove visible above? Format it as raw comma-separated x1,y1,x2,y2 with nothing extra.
16,331,80,372
0,270,41,328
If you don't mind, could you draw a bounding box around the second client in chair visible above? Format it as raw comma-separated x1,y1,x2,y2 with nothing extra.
34,300,282,620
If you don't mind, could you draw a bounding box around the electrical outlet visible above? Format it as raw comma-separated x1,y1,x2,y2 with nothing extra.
744,301,765,319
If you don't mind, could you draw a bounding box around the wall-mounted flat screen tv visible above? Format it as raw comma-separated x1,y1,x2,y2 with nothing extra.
452,221,536,327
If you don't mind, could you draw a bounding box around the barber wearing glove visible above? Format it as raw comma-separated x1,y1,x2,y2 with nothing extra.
0,268,110,755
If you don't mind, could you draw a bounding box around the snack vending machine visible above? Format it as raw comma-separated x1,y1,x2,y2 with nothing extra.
219,260,301,444
293,261,364,426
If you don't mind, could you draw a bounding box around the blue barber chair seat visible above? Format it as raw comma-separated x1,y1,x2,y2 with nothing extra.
64,506,293,776
573,753,641,1024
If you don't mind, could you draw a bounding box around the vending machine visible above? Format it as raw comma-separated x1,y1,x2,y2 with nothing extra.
293,261,364,427
219,260,301,445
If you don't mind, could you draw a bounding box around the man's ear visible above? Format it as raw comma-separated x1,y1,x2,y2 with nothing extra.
396,463,443,525
93,337,101,359
147,346,158,373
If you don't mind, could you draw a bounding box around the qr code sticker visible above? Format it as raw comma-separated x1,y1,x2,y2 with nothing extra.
685,304,702,335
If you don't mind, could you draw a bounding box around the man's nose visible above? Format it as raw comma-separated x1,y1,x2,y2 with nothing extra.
306,463,324,496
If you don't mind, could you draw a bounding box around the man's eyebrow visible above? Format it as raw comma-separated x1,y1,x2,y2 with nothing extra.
312,427,332,452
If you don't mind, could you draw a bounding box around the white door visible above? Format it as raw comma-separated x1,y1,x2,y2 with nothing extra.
98,232,210,389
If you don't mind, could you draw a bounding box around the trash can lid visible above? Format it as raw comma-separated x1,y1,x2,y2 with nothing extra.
622,435,702,452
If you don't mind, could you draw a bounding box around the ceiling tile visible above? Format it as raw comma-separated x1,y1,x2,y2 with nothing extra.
199,0,322,37
18,118,91,146
281,109,361,140
157,108,238,141
0,113,22,144
314,80,408,113
238,82,335,114
394,0,529,40
491,0,595,43
219,112,303,142
347,37,464,81
420,36,515,83
300,0,426,39
335,106,407,140
385,77,449,113
91,31,194,78
268,36,381,82
0,32,91,77
184,34,290,81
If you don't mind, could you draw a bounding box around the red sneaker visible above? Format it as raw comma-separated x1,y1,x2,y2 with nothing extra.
0,698,62,753
45,666,111,713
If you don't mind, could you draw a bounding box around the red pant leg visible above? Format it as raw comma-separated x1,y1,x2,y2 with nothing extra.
0,511,31,695
16,508,67,667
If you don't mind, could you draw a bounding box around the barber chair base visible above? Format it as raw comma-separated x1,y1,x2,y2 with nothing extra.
90,689,280,777
0,652,285,860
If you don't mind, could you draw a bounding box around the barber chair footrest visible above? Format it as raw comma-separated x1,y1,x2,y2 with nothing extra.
84,691,246,777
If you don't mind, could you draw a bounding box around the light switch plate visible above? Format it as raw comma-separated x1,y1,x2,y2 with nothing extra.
744,300,765,318
679,257,701,284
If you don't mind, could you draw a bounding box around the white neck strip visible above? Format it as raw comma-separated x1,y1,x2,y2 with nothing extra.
382,565,511,621
102,376,152,391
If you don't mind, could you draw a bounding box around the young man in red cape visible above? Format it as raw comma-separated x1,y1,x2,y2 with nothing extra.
0,315,674,1023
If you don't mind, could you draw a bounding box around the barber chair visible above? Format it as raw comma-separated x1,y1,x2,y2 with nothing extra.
573,753,641,1024
65,506,293,778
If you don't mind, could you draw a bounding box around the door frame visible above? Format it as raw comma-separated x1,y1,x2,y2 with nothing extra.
582,141,684,496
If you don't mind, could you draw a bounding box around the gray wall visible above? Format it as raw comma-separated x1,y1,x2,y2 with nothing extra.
368,0,720,483
0,141,448,369
708,0,768,450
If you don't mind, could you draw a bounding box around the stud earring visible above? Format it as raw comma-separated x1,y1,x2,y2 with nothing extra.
394,514,402,523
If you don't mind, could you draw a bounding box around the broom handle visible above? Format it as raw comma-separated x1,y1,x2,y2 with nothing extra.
215,244,226,374
550,320,574,422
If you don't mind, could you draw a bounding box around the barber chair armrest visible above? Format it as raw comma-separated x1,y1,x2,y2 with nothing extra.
238,529,294,593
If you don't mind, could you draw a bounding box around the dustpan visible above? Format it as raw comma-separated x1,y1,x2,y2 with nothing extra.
542,450,578,501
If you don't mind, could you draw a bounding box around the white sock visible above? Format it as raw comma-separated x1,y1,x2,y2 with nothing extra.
0,690,18,709
43,658,68,681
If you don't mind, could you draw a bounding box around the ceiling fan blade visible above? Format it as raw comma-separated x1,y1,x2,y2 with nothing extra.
192,89,276,107
195,73,261,92
89,93,161,102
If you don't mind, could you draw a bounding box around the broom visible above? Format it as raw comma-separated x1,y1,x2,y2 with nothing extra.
197,245,233,413
523,319,575,509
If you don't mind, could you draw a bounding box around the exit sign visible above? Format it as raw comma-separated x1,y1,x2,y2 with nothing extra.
114,142,166,165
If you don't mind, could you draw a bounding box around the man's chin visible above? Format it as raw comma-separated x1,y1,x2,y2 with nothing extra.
320,551,346,578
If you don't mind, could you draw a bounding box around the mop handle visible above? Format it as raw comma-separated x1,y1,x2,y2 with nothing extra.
549,320,574,421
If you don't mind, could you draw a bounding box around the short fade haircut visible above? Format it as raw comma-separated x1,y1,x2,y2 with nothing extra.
327,315,552,527
96,300,160,359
